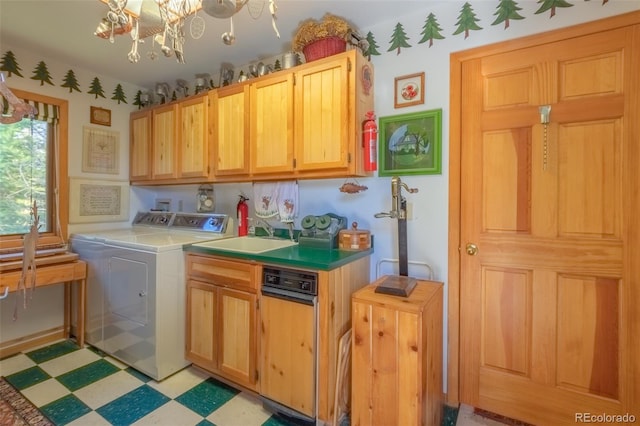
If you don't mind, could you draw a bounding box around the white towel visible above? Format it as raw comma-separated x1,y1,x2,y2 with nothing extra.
277,181,298,223
253,182,278,218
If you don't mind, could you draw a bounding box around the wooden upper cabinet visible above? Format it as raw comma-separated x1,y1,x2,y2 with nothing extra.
178,93,209,179
152,103,178,179
211,85,250,177
294,50,374,177
250,73,295,175
129,109,152,181
129,50,374,184
294,54,350,172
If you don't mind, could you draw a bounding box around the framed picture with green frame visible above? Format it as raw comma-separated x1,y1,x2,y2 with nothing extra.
378,108,442,176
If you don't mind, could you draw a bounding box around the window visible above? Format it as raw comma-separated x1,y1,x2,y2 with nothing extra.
0,89,68,254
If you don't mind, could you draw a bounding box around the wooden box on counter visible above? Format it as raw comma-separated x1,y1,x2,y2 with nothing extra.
351,276,443,426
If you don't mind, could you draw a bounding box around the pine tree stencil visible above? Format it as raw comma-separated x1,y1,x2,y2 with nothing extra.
365,31,382,59
134,90,143,109
30,61,54,86
88,77,106,99
492,0,525,28
1,50,24,77
453,2,483,39
61,69,82,93
418,13,446,47
111,83,127,104
387,22,412,55
535,0,574,18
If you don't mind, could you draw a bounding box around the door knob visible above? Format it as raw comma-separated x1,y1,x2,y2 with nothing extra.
465,243,478,256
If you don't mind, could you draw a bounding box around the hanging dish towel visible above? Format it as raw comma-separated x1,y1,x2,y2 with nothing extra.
277,181,298,223
253,182,279,218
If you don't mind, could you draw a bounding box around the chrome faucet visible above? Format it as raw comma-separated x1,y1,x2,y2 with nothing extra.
374,176,418,220
252,218,275,238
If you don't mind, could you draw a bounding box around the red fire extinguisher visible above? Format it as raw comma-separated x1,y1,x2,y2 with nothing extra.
237,195,249,236
363,111,377,171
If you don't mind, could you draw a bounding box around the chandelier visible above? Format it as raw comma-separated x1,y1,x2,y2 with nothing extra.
95,0,279,64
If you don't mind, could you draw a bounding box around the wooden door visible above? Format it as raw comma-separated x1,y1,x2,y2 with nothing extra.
456,21,640,425
178,94,208,178
129,109,151,181
217,287,257,390
294,56,349,172
250,73,294,175
211,86,250,177
185,279,217,372
260,294,315,417
152,104,177,179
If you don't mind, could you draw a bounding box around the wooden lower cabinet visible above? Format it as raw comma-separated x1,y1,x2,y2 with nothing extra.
186,255,259,391
185,252,372,424
351,278,444,426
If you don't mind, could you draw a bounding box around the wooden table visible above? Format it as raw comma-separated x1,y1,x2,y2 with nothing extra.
0,253,87,356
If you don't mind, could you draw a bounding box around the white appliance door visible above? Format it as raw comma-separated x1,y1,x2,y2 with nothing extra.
103,246,157,378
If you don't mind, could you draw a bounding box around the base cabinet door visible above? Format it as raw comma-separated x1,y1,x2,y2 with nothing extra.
186,279,217,372
218,287,257,390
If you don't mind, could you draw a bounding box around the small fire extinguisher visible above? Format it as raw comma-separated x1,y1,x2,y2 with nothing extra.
363,111,377,171
237,195,249,236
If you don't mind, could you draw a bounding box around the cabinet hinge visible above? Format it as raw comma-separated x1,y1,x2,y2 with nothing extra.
347,58,352,72
293,75,296,86
347,153,352,163
293,158,297,169
255,370,259,381
256,298,259,309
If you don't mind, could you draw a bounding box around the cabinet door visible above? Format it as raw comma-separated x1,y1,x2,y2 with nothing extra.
178,94,209,178
218,287,257,390
130,109,152,181
186,279,217,371
260,294,315,417
294,55,350,172
211,86,250,177
250,73,294,175
152,103,178,179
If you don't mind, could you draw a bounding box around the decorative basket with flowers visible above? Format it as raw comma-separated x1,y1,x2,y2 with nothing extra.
292,13,352,62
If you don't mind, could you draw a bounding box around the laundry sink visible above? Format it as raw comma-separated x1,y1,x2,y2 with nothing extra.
192,236,297,254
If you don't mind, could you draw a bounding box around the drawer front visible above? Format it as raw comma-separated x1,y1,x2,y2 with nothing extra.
187,254,258,291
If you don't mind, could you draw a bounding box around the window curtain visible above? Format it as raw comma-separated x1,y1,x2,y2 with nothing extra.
1,97,59,123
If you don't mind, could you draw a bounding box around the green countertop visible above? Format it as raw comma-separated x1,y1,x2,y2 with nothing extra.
184,243,373,271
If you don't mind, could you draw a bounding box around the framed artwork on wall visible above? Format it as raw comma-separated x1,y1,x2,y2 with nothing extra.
82,126,120,174
69,178,129,223
378,108,442,176
90,106,111,126
394,72,425,108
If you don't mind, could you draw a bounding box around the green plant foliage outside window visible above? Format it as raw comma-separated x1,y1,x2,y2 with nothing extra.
0,119,50,235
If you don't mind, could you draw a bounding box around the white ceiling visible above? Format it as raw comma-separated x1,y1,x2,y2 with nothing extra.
0,0,420,90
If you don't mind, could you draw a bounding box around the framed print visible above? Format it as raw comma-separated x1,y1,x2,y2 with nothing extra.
69,178,129,223
394,72,425,108
378,109,442,176
82,126,120,174
90,106,111,126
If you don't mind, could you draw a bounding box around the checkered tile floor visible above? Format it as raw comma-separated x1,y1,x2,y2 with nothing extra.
0,340,291,426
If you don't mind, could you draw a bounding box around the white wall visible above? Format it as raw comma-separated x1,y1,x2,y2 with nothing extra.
0,48,144,342
3,0,638,390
